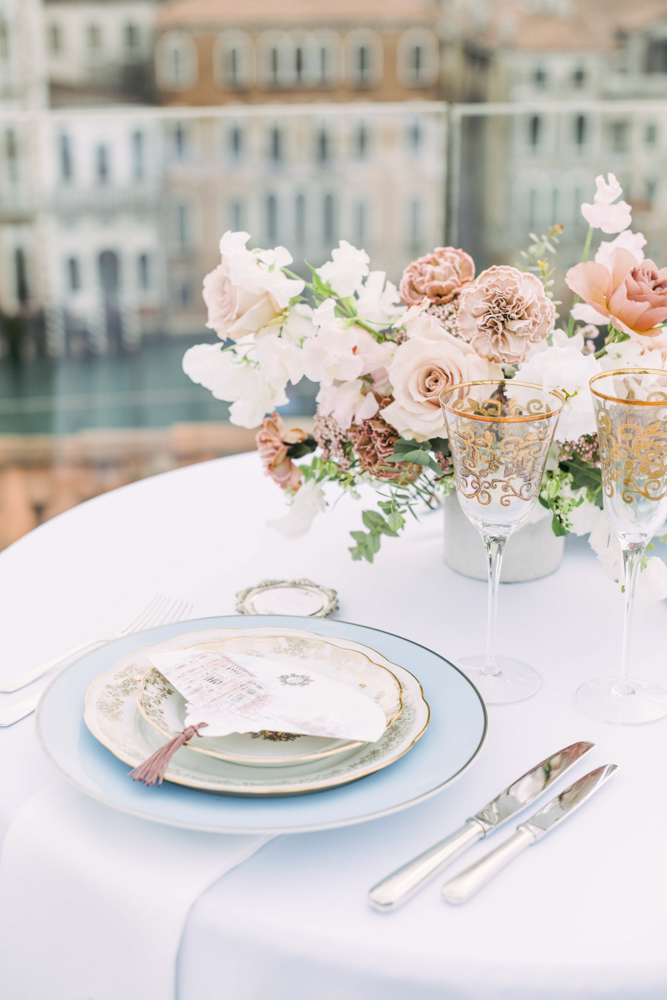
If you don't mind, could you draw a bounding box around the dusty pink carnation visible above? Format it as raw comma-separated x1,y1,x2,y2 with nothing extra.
256,413,306,492
457,266,554,365
399,247,475,306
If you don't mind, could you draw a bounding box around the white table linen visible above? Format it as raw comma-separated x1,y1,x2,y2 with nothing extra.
0,453,666,999
0,782,268,1000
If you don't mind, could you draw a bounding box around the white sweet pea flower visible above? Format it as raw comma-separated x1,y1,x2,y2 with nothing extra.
316,240,370,298
317,380,379,430
595,230,646,269
581,173,632,234
355,271,405,326
280,303,316,344
600,338,667,371
592,172,623,205
182,343,286,428
268,480,326,540
516,329,601,441
255,333,304,389
301,300,364,386
570,303,608,326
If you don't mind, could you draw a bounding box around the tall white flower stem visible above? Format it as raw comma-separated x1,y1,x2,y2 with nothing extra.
615,541,645,697
482,535,508,677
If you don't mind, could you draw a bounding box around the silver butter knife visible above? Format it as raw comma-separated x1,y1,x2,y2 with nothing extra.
368,740,594,911
442,762,618,905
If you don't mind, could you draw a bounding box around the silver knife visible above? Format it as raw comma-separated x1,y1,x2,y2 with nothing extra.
368,740,593,911
442,763,618,905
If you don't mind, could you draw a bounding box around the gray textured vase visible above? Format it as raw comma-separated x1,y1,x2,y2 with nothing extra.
443,491,564,583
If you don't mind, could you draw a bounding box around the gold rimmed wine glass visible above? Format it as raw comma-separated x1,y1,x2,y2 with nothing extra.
576,368,667,725
440,380,564,705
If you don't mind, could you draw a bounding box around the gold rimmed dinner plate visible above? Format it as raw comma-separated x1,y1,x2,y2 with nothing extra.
136,629,403,767
84,626,430,797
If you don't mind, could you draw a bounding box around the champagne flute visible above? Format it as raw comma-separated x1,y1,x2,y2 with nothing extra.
440,380,564,705
576,368,667,724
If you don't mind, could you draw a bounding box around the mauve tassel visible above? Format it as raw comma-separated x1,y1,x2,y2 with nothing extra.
130,722,209,787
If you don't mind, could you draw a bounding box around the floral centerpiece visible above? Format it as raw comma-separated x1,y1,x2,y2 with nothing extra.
183,174,667,599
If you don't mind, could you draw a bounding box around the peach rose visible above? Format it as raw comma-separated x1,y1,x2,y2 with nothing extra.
566,248,667,341
457,266,554,365
382,322,491,441
203,259,283,341
256,413,306,492
399,247,475,306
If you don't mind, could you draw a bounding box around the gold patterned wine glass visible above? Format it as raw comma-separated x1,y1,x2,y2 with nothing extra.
576,368,667,725
440,380,564,705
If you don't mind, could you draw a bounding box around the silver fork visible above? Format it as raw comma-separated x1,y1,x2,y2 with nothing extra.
0,593,194,696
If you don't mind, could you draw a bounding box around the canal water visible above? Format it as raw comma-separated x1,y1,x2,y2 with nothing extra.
0,338,315,436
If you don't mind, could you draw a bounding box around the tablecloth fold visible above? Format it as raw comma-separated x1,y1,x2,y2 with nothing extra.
0,780,270,1000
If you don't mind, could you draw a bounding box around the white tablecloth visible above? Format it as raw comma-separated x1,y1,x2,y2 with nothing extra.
1,452,667,999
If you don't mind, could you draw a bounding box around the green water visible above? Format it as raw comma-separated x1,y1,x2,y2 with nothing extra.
0,338,315,435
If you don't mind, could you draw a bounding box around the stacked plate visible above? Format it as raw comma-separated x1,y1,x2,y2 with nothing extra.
84,625,431,797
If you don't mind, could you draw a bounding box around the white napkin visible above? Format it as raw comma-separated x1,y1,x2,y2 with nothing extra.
149,649,388,742
0,781,270,1000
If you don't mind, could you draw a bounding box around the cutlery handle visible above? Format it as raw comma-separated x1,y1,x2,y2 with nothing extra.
0,689,42,727
0,637,109,694
369,818,485,911
442,825,536,905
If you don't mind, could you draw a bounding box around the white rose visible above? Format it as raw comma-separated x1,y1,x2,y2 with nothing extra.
383,324,491,441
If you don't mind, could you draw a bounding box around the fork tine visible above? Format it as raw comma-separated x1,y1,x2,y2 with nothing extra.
165,599,189,625
118,593,163,636
141,593,173,631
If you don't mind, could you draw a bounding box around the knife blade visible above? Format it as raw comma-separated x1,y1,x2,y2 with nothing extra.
368,740,594,911
442,763,617,905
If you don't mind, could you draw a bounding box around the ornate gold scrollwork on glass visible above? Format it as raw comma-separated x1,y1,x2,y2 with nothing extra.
595,405,667,505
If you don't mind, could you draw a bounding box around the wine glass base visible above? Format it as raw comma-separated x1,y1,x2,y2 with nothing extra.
457,655,541,705
575,676,667,725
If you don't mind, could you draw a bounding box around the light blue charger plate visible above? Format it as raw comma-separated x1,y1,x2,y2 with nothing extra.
37,615,487,834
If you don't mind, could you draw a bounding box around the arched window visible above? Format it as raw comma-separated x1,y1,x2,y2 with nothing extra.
316,127,330,164
173,121,189,161
313,31,339,87
260,32,296,89
67,256,81,292
295,193,306,244
96,144,110,185
215,31,252,90
59,133,73,182
323,193,337,243
408,198,422,251
407,119,422,155
156,31,198,91
5,129,18,183
354,200,369,245
174,200,192,253
229,199,244,230
528,114,541,148
228,124,243,160
131,131,144,179
347,30,382,89
398,29,438,87
574,114,587,147
137,253,150,290
269,125,283,163
15,248,29,303
266,194,278,243
355,122,369,159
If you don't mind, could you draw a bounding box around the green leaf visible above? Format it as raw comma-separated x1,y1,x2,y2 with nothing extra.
387,511,405,532
400,449,432,465
362,510,386,530
551,515,568,537
286,436,317,459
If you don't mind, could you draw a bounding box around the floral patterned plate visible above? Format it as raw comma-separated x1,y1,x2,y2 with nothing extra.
135,628,403,767
83,627,429,797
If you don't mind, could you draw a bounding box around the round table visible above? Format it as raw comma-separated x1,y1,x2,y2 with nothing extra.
1,452,666,999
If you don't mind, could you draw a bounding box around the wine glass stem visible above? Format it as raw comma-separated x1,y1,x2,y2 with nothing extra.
615,541,645,696
482,534,508,677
